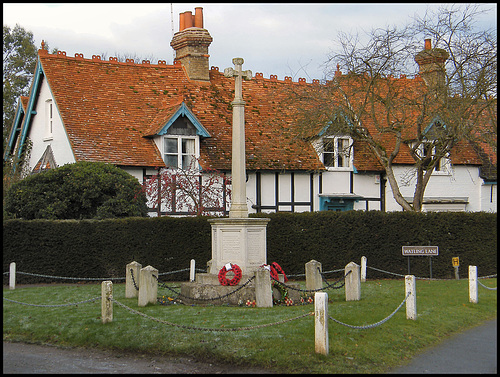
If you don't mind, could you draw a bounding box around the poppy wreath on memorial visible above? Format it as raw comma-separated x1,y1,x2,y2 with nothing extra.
218,263,242,286
271,262,288,282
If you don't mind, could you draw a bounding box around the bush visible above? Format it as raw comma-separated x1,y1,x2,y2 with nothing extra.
4,161,148,220
2,211,496,282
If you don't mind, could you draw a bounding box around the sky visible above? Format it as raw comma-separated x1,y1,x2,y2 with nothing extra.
3,3,497,81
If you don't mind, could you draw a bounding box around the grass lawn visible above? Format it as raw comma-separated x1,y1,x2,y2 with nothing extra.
3,277,497,374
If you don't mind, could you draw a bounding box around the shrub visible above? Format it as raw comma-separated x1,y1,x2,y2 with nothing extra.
4,161,148,219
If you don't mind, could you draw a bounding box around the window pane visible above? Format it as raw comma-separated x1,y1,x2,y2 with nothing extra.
324,152,334,167
323,139,334,153
165,155,178,168
337,138,350,167
182,155,194,170
182,138,195,154
165,138,178,153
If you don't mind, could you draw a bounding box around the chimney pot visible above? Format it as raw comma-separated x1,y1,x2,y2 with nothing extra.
424,38,431,50
179,12,185,31
194,7,204,28
184,11,193,29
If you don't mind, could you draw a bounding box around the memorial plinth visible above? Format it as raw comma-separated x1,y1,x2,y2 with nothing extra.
207,217,270,274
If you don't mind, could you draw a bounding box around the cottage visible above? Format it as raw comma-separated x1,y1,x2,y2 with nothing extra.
4,7,496,214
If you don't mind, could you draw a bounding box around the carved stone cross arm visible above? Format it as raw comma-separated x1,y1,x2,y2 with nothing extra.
224,58,252,102
223,58,252,80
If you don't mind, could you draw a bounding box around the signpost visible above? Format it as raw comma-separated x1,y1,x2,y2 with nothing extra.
402,246,439,278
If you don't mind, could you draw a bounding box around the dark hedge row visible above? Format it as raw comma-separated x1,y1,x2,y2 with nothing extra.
3,211,497,283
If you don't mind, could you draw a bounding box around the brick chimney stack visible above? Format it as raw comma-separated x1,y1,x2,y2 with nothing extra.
414,38,449,92
171,7,213,81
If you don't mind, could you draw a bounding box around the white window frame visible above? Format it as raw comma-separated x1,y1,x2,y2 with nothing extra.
163,135,199,171
315,136,353,171
415,142,452,175
44,99,53,140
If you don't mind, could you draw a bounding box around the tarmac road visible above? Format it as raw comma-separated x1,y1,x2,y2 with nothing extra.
390,318,497,374
3,318,496,374
2,341,275,374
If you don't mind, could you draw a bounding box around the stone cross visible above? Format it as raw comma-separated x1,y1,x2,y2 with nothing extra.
224,58,252,218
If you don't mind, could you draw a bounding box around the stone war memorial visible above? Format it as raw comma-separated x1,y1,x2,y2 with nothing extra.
180,58,299,306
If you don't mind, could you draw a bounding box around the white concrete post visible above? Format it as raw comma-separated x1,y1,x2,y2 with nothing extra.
125,261,142,299
314,292,329,355
468,265,478,304
190,259,196,282
305,260,323,292
405,275,417,320
9,262,16,290
255,267,273,308
345,262,361,301
361,256,367,282
138,265,158,307
101,280,113,324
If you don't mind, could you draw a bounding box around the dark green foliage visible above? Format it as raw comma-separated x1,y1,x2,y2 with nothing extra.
3,217,211,283
259,211,497,279
4,161,148,220
2,211,496,283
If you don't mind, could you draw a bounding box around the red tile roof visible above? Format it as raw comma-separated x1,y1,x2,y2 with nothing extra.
37,49,490,172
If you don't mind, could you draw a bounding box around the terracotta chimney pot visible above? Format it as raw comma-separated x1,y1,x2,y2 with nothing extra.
184,11,193,29
179,12,185,31
424,38,431,50
194,7,204,28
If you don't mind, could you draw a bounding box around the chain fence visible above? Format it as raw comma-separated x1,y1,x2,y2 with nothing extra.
328,291,411,330
269,269,351,295
3,296,100,307
111,297,313,332
478,280,497,290
4,266,497,284
366,265,497,281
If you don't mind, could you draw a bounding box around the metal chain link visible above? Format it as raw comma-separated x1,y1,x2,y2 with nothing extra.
478,280,497,290
367,266,498,281
479,274,497,279
3,296,100,307
130,269,139,291
111,297,312,332
328,291,411,330
270,270,351,294
13,271,125,281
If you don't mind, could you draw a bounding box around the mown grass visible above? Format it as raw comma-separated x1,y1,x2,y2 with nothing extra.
3,278,497,374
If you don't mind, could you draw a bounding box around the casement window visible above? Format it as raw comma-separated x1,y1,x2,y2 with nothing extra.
321,136,353,169
417,142,451,175
163,136,197,170
45,99,53,139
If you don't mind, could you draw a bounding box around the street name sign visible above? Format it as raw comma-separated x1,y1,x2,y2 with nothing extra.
402,246,439,256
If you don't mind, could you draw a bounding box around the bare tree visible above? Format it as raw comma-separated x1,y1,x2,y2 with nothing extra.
288,4,496,212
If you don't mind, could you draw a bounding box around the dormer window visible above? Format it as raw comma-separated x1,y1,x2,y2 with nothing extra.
164,136,196,170
152,102,210,171
318,136,353,170
417,142,451,174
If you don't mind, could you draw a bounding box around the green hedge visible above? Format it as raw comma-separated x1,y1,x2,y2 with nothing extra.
3,211,497,283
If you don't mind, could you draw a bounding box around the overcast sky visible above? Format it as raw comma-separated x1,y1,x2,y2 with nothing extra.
3,3,497,81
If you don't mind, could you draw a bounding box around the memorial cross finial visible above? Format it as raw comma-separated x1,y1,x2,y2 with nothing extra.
224,58,252,102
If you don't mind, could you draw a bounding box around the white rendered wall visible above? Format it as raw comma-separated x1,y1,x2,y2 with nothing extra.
27,78,75,171
480,183,497,212
386,165,485,212
352,172,383,211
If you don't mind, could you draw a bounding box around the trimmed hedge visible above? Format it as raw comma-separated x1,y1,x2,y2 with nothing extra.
3,211,497,283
